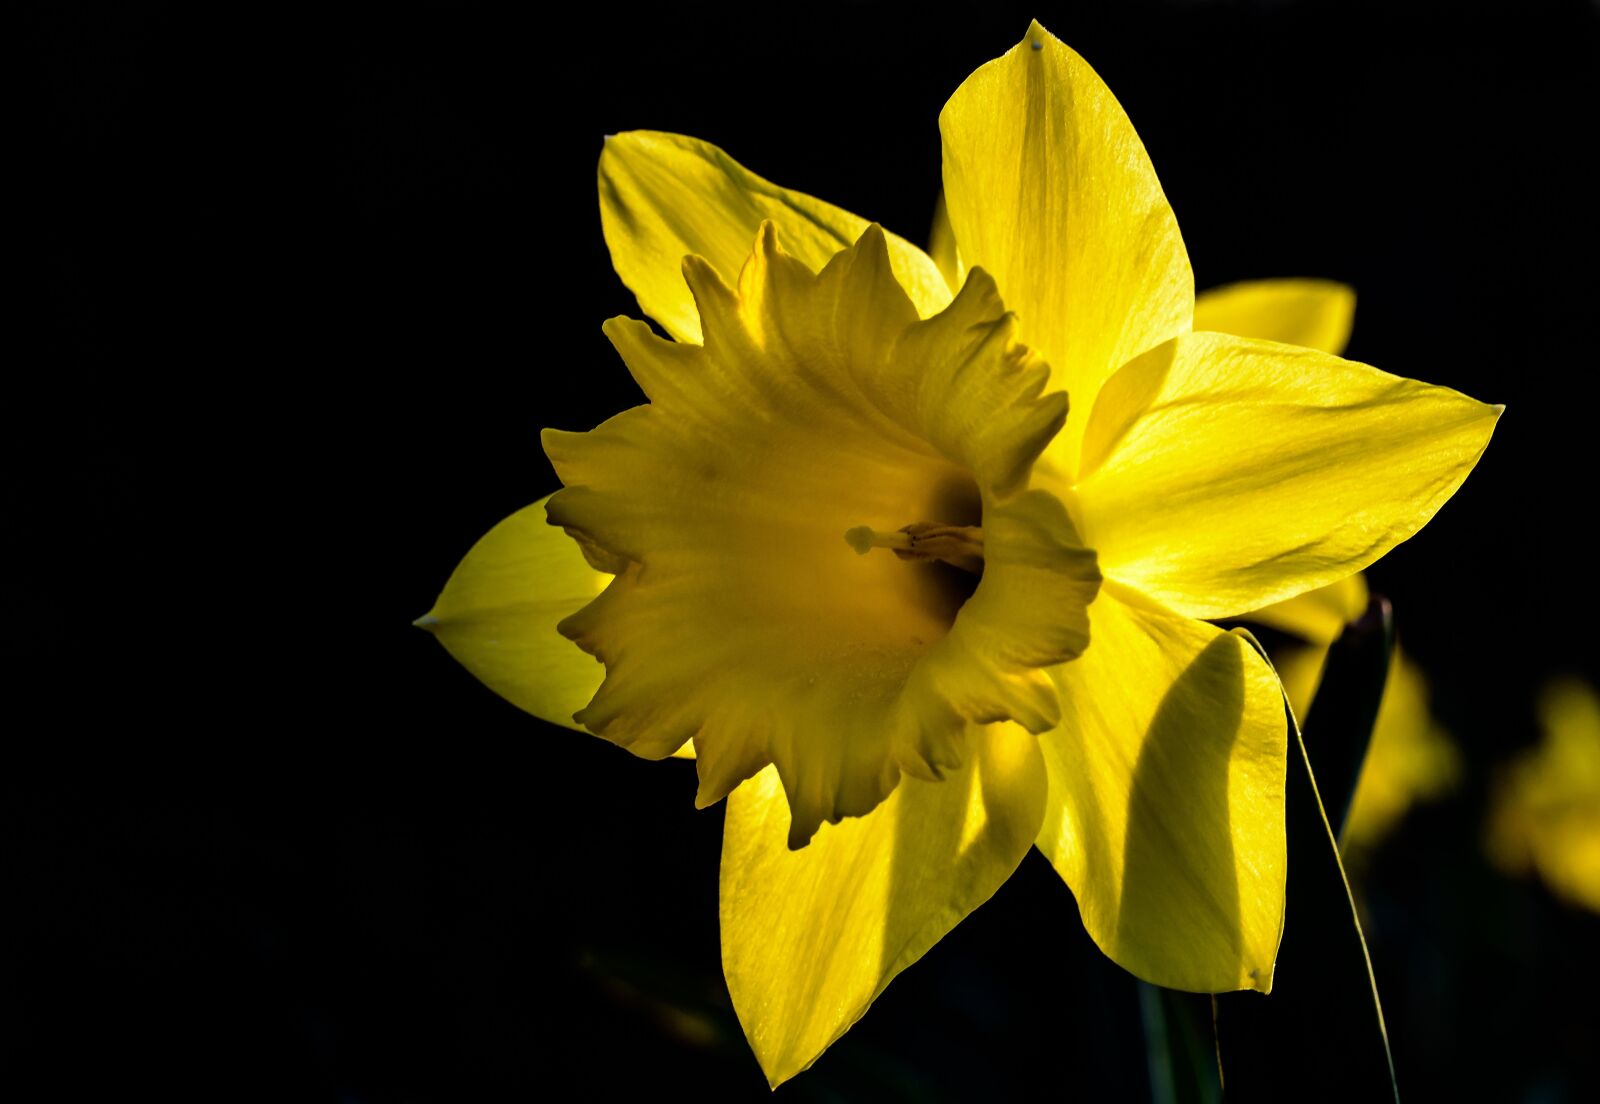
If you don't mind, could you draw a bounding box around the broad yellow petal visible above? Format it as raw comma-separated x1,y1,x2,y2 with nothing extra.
721,724,1046,1087
1193,279,1355,356
1075,331,1502,619
1249,574,1370,647
546,224,1096,845
598,130,951,342
939,20,1193,475
416,497,607,730
1035,586,1287,992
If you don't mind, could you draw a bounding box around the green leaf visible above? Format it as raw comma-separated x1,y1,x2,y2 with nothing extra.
1140,982,1222,1104
1212,608,1398,1101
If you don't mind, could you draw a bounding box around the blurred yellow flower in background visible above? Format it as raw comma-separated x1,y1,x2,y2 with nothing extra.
418,20,1501,1086
1488,679,1600,912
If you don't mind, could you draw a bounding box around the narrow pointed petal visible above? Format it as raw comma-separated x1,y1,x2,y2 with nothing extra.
939,19,1193,474
599,130,951,342
1193,279,1356,355
1035,587,1287,993
721,724,1046,1087
1075,331,1502,620
418,497,607,730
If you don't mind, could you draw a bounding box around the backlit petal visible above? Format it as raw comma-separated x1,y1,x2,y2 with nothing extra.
416,497,606,730
721,724,1046,1087
546,224,1096,844
1075,331,1502,619
1193,279,1355,356
599,130,951,342
1248,574,1370,647
1035,586,1287,992
940,20,1193,474
1272,643,1327,724
1214,277,1369,646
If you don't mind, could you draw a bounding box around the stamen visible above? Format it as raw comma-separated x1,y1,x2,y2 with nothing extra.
845,522,985,574
845,526,914,554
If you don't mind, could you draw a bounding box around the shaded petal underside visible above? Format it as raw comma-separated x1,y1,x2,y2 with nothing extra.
1345,648,1460,850
1248,573,1370,648
1193,279,1356,357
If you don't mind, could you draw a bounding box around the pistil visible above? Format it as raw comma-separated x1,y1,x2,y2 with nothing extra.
845,522,985,574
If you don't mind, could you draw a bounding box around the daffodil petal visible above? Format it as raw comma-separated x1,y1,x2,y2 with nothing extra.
1271,643,1329,725
598,130,951,342
928,191,965,294
1193,279,1355,356
939,19,1193,474
1248,574,1370,647
1035,586,1287,993
1075,332,1502,620
721,724,1046,1087
416,497,607,730
545,223,1093,845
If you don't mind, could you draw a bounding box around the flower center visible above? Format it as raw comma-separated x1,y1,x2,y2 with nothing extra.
842,472,986,628
541,221,1099,846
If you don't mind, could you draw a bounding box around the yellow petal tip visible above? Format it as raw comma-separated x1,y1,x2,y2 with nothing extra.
412,611,440,632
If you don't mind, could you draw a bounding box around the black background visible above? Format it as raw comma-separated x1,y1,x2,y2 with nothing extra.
14,1,1600,1099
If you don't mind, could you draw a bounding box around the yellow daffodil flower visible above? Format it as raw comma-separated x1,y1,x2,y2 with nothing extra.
1488,679,1600,912
417,21,1501,1085
1209,284,1462,855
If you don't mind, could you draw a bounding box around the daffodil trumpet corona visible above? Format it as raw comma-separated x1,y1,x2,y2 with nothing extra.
417,19,1500,1087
